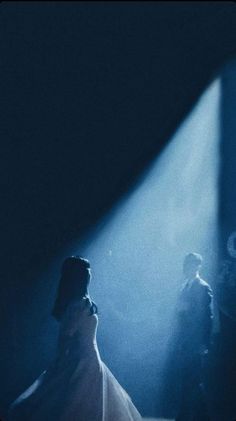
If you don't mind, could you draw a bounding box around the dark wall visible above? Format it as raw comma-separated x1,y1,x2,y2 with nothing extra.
220,59,236,245
1,1,236,271
211,59,236,421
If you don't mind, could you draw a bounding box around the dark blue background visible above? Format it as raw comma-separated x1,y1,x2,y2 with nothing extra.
1,2,236,418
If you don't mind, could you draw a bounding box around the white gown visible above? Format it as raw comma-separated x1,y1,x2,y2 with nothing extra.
9,298,143,421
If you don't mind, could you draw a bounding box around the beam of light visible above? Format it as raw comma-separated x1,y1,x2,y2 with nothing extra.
70,78,221,415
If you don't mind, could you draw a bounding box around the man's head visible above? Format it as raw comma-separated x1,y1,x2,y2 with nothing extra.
183,252,203,279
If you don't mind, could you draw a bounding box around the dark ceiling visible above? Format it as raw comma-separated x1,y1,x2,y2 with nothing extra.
1,1,236,275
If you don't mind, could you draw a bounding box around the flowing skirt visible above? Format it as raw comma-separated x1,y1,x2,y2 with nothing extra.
9,348,142,421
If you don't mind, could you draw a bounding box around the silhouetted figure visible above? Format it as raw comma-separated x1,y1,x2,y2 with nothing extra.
8,256,142,421
175,253,213,421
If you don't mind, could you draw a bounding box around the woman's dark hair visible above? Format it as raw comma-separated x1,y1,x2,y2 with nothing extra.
52,256,97,321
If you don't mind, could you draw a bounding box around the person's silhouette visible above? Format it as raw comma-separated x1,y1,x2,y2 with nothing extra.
8,256,142,421
175,253,213,421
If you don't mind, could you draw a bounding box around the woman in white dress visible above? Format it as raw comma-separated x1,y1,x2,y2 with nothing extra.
8,256,142,421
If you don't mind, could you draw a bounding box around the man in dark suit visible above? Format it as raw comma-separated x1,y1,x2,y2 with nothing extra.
176,252,213,421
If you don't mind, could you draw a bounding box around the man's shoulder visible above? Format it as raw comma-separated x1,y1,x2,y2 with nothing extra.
196,277,212,292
